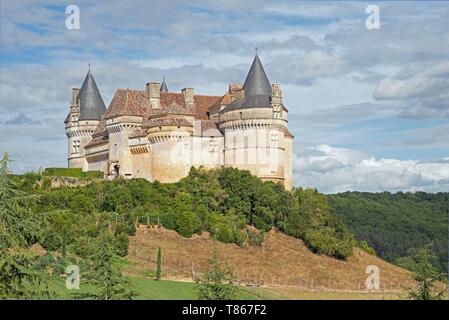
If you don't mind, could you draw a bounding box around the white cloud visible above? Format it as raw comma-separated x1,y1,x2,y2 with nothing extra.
374,62,449,100
373,62,449,118
294,144,449,193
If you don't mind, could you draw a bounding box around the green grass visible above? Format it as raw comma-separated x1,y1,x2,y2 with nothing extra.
47,276,281,300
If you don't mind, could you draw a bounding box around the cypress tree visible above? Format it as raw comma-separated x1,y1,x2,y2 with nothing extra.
408,247,444,300
155,247,162,281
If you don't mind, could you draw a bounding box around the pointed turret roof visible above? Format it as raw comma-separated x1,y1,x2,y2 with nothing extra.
78,69,106,121
221,54,273,112
242,54,272,97
160,76,168,92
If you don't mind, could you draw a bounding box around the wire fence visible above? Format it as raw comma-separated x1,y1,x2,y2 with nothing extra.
128,240,412,294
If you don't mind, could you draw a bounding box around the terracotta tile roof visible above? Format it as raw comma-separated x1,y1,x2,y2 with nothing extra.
103,89,221,121
148,100,195,117
210,93,234,109
104,89,151,119
143,117,193,128
160,92,186,109
193,95,222,120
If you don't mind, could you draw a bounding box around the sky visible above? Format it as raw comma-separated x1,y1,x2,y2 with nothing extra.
0,0,448,193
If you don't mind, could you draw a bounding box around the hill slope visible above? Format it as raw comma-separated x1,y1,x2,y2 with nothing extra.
327,192,448,272
126,226,412,291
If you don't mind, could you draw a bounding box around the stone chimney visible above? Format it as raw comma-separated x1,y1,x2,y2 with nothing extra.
235,89,245,101
271,84,283,116
182,88,194,107
146,82,161,110
228,83,242,93
71,88,80,107
228,83,244,101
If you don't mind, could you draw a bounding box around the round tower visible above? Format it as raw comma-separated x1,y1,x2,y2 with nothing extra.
145,117,194,182
64,69,106,171
218,54,292,189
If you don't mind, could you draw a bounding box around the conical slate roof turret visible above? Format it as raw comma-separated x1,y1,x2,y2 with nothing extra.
78,69,107,121
160,76,168,92
242,54,272,97
221,54,273,112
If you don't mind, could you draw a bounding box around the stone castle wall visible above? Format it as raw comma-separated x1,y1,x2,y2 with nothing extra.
66,86,293,190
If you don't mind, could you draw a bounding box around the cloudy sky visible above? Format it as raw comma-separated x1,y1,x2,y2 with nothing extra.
1,0,448,193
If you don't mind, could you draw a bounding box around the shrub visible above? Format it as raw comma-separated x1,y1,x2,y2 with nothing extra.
176,211,201,238
42,168,103,179
246,228,264,246
358,240,376,255
113,233,129,257
196,254,238,300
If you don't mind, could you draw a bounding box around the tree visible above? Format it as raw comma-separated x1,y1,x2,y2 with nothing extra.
285,188,354,259
407,247,445,300
196,254,238,300
80,231,134,300
0,252,52,299
0,153,50,298
0,153,40,251
155,247,162,281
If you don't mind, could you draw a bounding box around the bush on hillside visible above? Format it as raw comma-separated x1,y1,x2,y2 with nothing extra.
42,167,103,179
16,166,356,260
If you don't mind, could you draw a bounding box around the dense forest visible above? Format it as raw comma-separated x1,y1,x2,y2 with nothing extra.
327,192,448,273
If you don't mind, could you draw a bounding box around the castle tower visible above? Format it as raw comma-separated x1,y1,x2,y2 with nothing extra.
218,53,292,189
65,68,106,171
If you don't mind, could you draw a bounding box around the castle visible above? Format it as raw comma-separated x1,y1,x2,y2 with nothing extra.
65,54,293,190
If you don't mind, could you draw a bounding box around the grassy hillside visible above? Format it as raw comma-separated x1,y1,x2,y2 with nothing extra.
48,275,407,300
49,276,278,300
125,226,413,291
327,192,448,273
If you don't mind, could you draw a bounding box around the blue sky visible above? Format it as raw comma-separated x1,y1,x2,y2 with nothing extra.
1,0,448,193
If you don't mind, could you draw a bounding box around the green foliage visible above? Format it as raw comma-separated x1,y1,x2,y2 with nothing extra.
13,172,42,192
407,247,445,300
285,188,354,259
196,254,238,300
113,232,129,257
42,167,103,178
0,153,40,251
357,241,376,256
14,165,356,260
0,154,56,298
175,210,201,238
155,247,162,281
78,231,134,300
327,191,448,272
246,228,264,246
0,252,53,299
